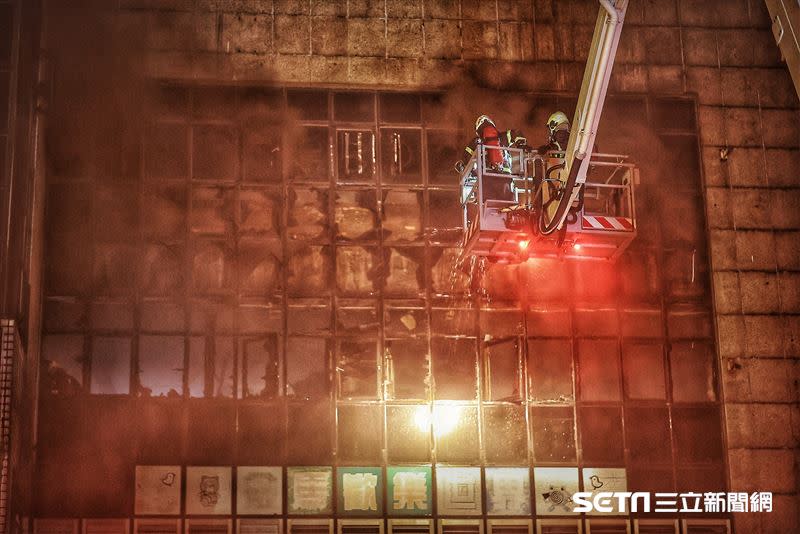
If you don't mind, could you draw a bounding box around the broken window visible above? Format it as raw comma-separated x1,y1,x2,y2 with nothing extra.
427,190,462,243
434,403,479,463
287,244,332,296
386,404,431,462
429,249,471,295
383,190,423,242
290,126,330,182
191,240,234,294
483,338,522,401
238,301,283,334
480,308,524,339
239,189,280,235
335,189,378,241
240,335,280,398
188,336,235,398
90,336,131,394
192,124,239,180
670,342,716,402
337,129,376,183
243,126,282,183
384,302,427,337
337,404,383,463
527,339,573,403
237,239,281,294
42,335,84,395
288,188,329,241
141,244,183,296
380,128,422,184
530,406,576,462
336,300,379,335
337,338,379,399
288,299,331,335
334,92,374,122
483,405,527,464
138,335,183,398
336,246,379,296
623,343,666,400
384,247,424,296
385,338,429,399
426,130,461,185
577,339,621,402
286,336,329,399
191,187,235,235
431,337,477,400
430,304,476,336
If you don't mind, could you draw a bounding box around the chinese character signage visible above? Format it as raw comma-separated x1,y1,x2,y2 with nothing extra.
135,465,181,515
387,466,432,516
186,466,232,515
237,466,282,515
581,468,627,516
288,467,333,514
337,467,383,515
486,467,531,516
534,467,579,516
436,467,482,515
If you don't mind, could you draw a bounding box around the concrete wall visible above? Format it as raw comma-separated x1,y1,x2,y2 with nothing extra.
44,0,800,531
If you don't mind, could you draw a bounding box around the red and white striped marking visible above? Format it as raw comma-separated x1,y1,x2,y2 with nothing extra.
582,215,634,231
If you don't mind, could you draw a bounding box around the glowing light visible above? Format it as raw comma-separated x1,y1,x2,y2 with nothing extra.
518,240,530,250
573,243,582,250
432,404,462,437
414,406,431,433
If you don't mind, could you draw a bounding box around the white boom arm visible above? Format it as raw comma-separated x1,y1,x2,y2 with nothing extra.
541,0,628,234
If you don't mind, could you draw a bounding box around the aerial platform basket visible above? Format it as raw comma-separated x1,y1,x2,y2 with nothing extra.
459,145,638,263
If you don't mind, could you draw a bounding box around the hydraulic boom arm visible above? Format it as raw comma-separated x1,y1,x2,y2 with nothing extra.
540,0,628,234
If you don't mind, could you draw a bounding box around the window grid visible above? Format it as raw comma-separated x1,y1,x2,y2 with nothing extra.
39,89,725,509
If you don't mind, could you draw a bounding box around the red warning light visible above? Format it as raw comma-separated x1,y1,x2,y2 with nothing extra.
518,240,530,250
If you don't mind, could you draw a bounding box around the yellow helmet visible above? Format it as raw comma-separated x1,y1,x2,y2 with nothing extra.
475,114,495,133
546,111,569,132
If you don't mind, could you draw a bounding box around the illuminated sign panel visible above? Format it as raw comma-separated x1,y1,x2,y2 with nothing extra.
288,467,333,514
387,466,432,515
436,467,482,515
337,467,384,515
237,466,283,515
485,467,531,515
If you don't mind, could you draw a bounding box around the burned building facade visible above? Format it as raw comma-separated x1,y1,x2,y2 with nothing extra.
0,1,798,533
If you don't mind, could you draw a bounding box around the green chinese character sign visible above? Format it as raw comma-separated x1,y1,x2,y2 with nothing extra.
387,466,432,516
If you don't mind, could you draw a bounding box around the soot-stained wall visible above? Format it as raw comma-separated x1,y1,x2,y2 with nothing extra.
33,1,800,532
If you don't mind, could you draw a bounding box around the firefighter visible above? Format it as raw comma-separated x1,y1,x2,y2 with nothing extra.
459,115,527,200
543,111,570,152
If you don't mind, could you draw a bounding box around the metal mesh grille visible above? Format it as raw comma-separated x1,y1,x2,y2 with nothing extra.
0,319,16,534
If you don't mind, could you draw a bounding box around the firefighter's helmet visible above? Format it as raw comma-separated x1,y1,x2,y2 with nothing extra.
475,114,496,133
546,111,570,133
